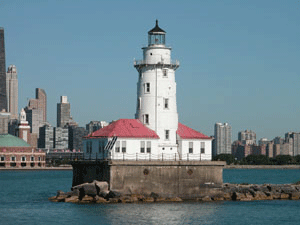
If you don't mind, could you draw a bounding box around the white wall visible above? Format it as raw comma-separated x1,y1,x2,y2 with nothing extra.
177,138,212,161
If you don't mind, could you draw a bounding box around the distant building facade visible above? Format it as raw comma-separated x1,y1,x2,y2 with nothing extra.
86,121,109,134
68,126,88,151
0,28,7,112
6,65,18,119
38,124,54,149
54,127,68,149
57,96,75,128
27,88,47,122
285,132,300,156
238,129,256,145
213,122,231,156
0,111,10,134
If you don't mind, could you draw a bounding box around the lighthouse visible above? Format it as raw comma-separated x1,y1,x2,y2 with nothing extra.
83,20,212,162
134,20,180,154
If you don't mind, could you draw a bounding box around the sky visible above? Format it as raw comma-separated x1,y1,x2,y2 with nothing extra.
0,0,300,141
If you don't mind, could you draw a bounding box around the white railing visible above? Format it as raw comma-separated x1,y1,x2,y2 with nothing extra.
134,59,180,67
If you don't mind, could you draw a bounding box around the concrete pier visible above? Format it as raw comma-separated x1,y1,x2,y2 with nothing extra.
71,160,225,199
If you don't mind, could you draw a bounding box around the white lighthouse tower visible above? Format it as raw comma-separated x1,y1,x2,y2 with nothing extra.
134,20,180,154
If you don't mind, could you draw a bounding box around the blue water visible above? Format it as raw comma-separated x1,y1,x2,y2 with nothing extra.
0,169,300,225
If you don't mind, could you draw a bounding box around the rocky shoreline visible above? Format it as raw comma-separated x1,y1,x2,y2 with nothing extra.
49,180,300,203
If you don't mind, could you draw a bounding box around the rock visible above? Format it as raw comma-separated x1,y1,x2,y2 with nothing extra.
65,196,79,203
281,186,296,194
95,196,108,203
280,193,289,199
232,192,246,201
289,192,300,200
223,193,232,201
105,190,122,199
82,183,98,197
150,192,160,199
80,195,94,203
119,196,134,203
212,194,224,201
240,193,254,201
272,193,281,199
143,197,155,202
199,196,212,202
93,181,109,196
253,191,267,200
56,195,67,202
48,196,59,202
155,197,166,202
109,198,120,203
165,197,183,202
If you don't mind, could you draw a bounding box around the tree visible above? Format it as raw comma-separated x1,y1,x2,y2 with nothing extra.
213,154,236,165
240,155,270,165
274,155,293,165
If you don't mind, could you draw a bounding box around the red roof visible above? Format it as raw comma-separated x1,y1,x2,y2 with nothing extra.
87,119,159,139
177,123,211,139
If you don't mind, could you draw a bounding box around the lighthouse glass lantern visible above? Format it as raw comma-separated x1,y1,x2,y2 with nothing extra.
148,20,166,46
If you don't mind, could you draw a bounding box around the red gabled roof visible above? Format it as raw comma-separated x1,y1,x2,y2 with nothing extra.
177,123,211,139
86,119,159,139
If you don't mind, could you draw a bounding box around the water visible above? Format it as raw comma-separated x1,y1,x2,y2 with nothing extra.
0,169,300,225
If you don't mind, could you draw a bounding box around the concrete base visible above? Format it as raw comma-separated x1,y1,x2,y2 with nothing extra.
71,160,226,199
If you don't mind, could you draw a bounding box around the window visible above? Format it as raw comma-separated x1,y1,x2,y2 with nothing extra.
201,142,205,154
137,98,141,110
11,156,16,162
140,141,145,153
87,141,92,154
99,141,105,153
1,156,5,161
163,69,168,77
31,156,34,161
122,141,126,153
115,141,120,153
144,83,150,93
165,130,170,140
189,142,193,154
147,141,151,153
38,157,41,161
164,98,169,109
144,114,149,124
22,156,26,162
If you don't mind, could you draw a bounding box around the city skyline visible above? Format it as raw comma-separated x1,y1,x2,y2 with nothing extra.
1,1,300,140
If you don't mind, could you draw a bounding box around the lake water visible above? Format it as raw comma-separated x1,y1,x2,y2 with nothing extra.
0,169,300,225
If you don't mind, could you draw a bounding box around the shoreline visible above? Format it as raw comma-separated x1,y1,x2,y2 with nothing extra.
0,166,73,171
225,165,300,169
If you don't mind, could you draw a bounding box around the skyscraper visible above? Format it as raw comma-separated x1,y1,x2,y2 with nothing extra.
0,27,7,112
6,65,18,119
57,96,71,127
238,130,256,145
28,88,47,122
213,122,232,156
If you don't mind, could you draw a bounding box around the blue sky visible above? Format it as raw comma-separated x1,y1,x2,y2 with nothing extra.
1,0,300,141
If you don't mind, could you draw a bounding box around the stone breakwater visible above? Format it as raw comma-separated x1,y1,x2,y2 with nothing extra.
49,181,300,203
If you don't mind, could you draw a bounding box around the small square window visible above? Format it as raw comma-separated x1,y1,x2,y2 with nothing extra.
31,156,34,161
1,156,5,161
201,142,205,154
22,156,26,162
164,98,169,109
140,141,145,153
189,142,193,154
145,83,150,93
11,156,16,162
165,130,170,140
144,114,149,124
163,69,168,77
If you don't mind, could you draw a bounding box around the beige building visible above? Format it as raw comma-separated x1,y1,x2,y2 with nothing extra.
6,65,18,120
0,134,45,168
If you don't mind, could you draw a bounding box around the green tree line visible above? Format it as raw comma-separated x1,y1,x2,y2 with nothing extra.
213,154,300,165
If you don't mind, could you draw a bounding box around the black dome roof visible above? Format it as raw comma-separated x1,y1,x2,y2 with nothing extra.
148,20,166,34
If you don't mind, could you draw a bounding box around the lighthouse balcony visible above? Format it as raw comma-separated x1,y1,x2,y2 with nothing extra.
134,59,180,70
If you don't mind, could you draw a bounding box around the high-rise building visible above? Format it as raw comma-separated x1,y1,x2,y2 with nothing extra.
86,121,109,134
38,124,54,149
238,130,256,145
285,132,300,156
57,96,76,127
0,111,10,134
0,28,7,112
6,65,18,119
28,88,47,122
24,108,43,135
213,122,232,156
69,126,88,151
54,127,69,149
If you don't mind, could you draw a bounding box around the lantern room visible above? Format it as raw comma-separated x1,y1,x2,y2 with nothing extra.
148,20,166,46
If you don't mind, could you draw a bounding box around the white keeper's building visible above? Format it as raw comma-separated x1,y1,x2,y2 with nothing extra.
83,21,212,161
